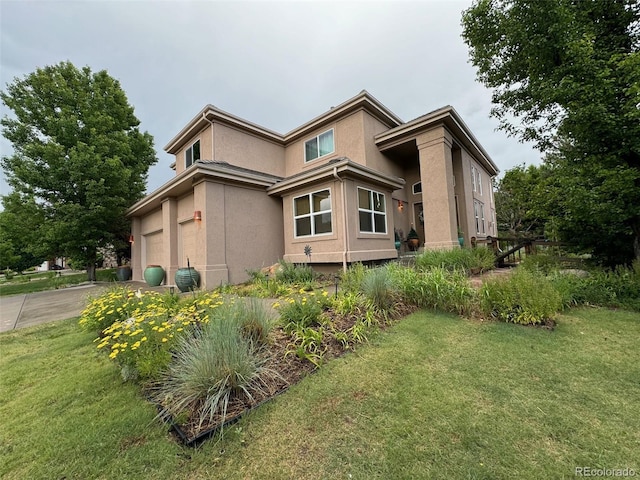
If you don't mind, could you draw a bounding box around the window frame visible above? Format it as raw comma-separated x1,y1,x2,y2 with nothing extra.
471,165,477,192
185,139,201,168
474,200,486,234
357,187,387,235
293,188,333,238
412,181,422,195
304,128,335,163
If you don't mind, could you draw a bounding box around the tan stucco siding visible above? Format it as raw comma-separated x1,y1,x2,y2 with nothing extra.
213,123,285,177
284,111,368,177
362,113,404,178
173,124,211,176
346,179,396,262
224,185,284,283
178,220,197,268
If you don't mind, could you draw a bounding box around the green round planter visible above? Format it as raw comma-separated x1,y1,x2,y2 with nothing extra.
144,265,165,286
116,266,132,282
175,267,200,292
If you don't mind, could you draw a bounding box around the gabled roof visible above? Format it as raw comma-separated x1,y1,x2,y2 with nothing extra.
164,90,403,154
375,105,499,176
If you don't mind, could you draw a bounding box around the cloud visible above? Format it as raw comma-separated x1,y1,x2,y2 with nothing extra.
0,0,541,198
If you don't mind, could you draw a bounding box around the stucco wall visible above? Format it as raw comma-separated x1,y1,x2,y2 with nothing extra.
213,123,285,177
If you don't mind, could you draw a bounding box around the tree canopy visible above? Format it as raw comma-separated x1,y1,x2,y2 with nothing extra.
1,61,157,279
462,0,640,265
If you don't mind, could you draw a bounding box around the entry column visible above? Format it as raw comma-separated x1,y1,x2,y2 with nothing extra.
416,128,459,249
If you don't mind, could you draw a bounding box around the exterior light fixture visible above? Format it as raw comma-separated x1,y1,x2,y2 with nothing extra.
128,234,134,244
398,200,404,212
193,210,202,223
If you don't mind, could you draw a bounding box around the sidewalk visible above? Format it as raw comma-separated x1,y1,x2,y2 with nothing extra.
0,281,164,333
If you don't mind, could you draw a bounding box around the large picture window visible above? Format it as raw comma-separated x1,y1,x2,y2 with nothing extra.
185,139,200,168
294,189,332,237
358,187,387,234
304,129,334,162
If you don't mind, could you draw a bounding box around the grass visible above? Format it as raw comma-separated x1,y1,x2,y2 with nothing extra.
1,308,639,479
0,269,117,296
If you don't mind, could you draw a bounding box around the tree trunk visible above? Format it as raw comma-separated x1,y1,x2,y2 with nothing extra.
633,221,640,264
86,263,97,282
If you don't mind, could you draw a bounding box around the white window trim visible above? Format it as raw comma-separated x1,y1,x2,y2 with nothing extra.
412,181,422,195
304,128,335,163
293,188,333,238
478,169,483,196
357,187,387,234
185,139,200,168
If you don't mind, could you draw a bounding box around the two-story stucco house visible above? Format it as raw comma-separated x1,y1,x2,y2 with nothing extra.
127,91,498,288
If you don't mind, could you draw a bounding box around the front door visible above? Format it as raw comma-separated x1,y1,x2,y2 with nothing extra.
413,202,424,243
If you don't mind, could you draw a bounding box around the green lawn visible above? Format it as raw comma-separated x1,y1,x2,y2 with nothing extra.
1,308,639,479
0,269,117,296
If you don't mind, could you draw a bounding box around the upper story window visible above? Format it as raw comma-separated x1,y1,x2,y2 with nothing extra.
293,189,332,237
358,187,387,234
412,182,422,195
472,165,477,192
304,129,334,162
185,139,200,168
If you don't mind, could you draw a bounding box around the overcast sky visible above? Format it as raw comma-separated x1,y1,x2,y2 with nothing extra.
0,0,541,197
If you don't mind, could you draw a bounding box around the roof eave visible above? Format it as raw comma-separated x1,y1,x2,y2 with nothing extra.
283,90,403,143
267,158,405,196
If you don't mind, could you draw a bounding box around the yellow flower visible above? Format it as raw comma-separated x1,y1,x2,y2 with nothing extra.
161,338,168,343
109,349,119,359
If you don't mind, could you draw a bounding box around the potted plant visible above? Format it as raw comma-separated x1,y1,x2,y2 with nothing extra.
175,267,200,292
394,229,402,251
116,260,132,282
458,227,465,247
143,265,165,286
407,227,420,251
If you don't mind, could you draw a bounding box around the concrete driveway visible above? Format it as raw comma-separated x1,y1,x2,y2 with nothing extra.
0,281,165,333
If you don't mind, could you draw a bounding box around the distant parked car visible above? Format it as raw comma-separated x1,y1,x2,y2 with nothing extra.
49,264,63,270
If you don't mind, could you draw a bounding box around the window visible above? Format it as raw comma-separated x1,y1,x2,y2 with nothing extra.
185,140,200,168
477,169,483,196
472,165,477,192
412,182,422,195
304,129,334,162
358,187,387,234
293,190,332,237
474,200,486,234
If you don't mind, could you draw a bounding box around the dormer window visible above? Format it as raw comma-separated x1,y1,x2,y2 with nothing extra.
304,129,334,162
185,139,200,168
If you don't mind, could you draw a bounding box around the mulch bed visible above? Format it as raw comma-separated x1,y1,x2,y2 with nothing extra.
155,303,417,446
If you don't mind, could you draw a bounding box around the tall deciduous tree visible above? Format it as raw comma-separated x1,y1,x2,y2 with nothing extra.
1,62,157,280
462,0,640,265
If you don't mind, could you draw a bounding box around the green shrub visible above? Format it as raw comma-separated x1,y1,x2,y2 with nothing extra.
388,264,475,315
277,290,332,332
151,312,278,430
235,298,275,345
480,268,562,325
361,266,397,314
415,247,495,274
275,260,315,284
339,262,368,294
549,264,640,311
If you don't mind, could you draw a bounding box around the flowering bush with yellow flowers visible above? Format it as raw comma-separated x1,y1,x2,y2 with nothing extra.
277,288,333,332
82,288,227,381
